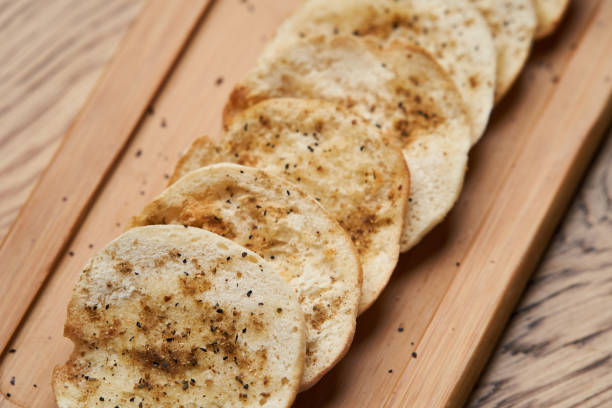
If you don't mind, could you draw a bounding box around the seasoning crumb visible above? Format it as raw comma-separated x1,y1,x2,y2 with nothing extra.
68,251,74,257
62,196,67,202
388,369,393,373
164,173,170,180
161,118,167,128
88,244,94,249
10,376,15,386
398,327,404,332
412,352,418,358
215,76,224,86
456,262,461,267
135,149,142,157
242,252,247,258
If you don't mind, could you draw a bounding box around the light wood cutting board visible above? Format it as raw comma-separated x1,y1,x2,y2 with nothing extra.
0,1,611,407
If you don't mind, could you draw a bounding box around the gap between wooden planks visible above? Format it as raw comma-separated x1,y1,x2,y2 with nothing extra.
0,0,611,407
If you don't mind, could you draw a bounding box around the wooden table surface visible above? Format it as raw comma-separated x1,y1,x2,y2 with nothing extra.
1,1,611,406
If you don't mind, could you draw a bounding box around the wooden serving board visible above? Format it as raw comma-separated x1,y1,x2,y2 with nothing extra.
1,1,611,407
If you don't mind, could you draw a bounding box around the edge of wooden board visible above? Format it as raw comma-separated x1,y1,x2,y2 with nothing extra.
386,2,612,407
0,0,214,355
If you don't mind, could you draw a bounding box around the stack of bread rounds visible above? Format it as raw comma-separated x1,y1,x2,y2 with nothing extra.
266,0,497,144
172,99,410,313
53,226,305,408
54,0,570,405
130,163,362,390
223,36,471,252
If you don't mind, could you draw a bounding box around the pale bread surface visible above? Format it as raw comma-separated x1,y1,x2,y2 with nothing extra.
130,164,361,389
223,36,470,253
173,99,410,313
469,0,537,101
269,0,495,143
534,0,570,38
53,226,305,408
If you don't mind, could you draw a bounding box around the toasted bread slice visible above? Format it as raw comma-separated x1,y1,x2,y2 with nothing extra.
265,0,495,143
172,99,410,313
533,0,570,39
469,0,537,101
223,36,470,253
130,164,361,390
53,225,305,408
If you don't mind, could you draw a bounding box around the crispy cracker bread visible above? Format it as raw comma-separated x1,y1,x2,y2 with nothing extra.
53,226,305,408
223,36,470,253
266,0,495,143
469,0,536,101
172,99,410,313
533,0,570,39
130,164,361,390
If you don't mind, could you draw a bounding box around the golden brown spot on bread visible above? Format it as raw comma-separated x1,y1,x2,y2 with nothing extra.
469,75,479,89
179,273,212,296
178,197,237,239
338,211,393,256
114,260,133,274
306,303,329,331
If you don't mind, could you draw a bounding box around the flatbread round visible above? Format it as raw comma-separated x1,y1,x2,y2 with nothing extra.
130,164,361,390
53,225,305,408
469,0,537,101
223,36,470,253
173,98,410,313
534,0,570,39
266,0,495,143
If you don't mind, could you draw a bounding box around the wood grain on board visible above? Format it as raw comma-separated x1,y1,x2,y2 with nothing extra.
470,123,612,408
0,0,145,241
0,0,611,407
0,0,211,358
